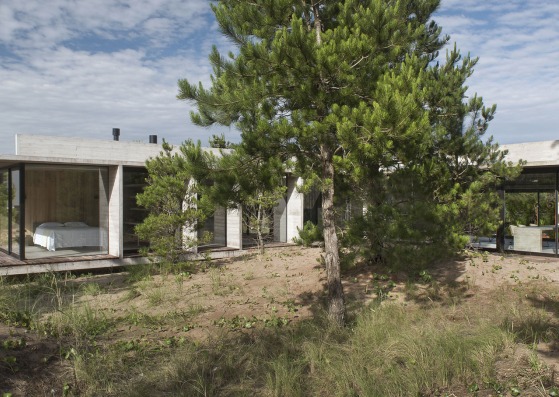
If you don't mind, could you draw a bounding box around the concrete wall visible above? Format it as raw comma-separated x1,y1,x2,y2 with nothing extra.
98,168,110,251
227,207,242,249
286,176,304,242
273,197,287,242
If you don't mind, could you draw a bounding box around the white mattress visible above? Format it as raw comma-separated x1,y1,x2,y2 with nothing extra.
33,224,107,252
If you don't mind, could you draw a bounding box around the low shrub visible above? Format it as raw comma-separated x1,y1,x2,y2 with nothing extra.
293,221,323,247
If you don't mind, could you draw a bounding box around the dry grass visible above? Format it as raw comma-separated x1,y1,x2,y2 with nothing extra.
2,248,559,396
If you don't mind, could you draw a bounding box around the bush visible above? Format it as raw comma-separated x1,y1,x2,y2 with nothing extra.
293,221,323,247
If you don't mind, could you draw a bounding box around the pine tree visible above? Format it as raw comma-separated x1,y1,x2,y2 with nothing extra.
177,0,509,325
135,140,213,265
341,44,521,269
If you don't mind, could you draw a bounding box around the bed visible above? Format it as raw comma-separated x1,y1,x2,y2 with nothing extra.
33,222,107,252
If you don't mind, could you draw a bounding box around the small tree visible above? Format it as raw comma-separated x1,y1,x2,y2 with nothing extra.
135,140,212,265
242,186,286,255
202,148,287,255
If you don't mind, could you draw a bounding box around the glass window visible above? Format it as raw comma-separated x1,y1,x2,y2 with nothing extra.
303,189,322,225
123,167,149,254
24,164,109,259
11,169,21,256
503,171,557,254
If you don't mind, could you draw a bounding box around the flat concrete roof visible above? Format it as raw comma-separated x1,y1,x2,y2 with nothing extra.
0,134,228,168
501,140,559,168
2,134,555,170
0,154,146,168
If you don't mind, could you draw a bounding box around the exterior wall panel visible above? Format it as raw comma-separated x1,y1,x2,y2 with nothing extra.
286,176,304,242
227,207,242,249
108,165,122,257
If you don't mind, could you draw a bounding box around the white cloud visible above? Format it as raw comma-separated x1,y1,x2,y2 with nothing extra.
0,0,235,154
1,0,557,154
436,0,559,144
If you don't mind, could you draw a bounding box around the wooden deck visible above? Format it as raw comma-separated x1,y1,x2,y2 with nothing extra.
0,251,116,267
0,243,297,276
0,250,128,276
0,251,25,266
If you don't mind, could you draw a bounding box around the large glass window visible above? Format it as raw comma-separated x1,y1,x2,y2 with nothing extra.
24,165,109,259
123,167,149,254
303,189,322,225
241,205,274,248
197,208,227,250
503,171,557,254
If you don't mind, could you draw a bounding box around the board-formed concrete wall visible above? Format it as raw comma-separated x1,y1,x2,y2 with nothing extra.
108,165,122,257
227,207,242,249
286,176,304,242
274,197,287,242
15,134,228,165
98,168,110,251
16,135,163,164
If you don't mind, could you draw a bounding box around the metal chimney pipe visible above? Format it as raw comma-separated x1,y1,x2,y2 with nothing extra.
149,135,157,144
112,128,120,141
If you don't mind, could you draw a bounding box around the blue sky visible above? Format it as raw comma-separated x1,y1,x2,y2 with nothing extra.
1,0,558,154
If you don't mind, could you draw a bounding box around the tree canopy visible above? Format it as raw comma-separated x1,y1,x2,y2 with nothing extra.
178,0,515,325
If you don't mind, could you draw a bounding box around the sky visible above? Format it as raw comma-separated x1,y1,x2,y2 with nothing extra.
1,0,558,155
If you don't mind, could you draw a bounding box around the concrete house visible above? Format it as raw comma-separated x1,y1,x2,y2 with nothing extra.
0,133,314,275
6,132,559,274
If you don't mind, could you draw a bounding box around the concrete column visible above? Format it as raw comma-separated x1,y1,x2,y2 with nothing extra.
108,165,122,258
286,176,304,242
98,168,110,252
227,206,242,249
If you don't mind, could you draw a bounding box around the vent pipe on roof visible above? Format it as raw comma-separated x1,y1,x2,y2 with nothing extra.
112,128,120,141
149,135,158,144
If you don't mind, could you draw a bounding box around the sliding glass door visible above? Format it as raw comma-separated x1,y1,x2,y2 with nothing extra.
503,171,558,254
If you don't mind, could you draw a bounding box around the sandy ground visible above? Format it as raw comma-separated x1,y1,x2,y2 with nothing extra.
2,246,559,395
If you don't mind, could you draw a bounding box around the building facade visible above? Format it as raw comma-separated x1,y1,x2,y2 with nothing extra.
0,134,307,274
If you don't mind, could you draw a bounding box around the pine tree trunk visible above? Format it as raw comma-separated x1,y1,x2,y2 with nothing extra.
320,143,345,326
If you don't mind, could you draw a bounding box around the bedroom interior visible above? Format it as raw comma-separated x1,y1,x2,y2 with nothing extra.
10,164,110,259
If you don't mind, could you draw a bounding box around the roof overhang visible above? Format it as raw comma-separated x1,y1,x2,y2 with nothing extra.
0,154,146,168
